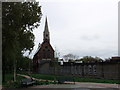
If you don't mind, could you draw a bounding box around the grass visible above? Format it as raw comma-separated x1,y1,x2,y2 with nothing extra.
17,70,30,75
28,73,120,84
31,74,56,81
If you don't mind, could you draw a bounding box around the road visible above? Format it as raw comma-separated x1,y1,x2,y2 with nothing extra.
30,82,120,88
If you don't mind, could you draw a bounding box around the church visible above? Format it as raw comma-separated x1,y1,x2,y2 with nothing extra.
33,17,55,72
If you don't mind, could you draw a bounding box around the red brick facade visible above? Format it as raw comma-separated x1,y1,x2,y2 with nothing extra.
33,41,54,61
33,17,54,72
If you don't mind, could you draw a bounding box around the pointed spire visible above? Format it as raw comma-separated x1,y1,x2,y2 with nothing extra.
43,16,50,42
44,17,49,32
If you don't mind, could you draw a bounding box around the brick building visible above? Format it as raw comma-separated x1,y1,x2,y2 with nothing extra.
33,17,54,72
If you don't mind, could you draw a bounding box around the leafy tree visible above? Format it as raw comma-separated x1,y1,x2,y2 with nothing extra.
80,56,103,62
2,2,42,82
17,56,32,71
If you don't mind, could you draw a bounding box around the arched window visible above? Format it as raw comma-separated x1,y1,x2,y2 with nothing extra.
88,65,92,74
93,65,96,74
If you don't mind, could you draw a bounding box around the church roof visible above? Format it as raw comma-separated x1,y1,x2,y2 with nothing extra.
34,41,54,56
34,43,41,55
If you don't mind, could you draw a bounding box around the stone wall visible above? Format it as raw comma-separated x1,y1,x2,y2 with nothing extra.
37,60,120,80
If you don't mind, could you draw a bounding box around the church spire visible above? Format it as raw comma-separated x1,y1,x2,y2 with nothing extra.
43,17,50,42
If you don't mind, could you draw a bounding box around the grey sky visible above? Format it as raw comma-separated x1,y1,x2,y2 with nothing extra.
30,0,119,59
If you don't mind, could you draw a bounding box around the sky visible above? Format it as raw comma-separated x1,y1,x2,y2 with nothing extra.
29,0,119,60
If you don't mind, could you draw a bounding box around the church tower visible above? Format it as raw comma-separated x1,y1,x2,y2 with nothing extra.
43,17,50,42
33,17,55,72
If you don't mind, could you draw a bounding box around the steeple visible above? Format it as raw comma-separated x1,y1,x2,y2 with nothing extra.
43,17,50,42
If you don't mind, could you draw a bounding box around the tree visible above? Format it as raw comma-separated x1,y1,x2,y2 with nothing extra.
2,2,42,82
94,56,103,62
63,53,79,62
17,56,32,71
80,56,103,62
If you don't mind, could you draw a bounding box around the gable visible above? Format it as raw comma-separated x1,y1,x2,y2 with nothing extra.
39,41,54,52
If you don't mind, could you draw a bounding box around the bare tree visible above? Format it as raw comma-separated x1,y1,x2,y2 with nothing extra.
63,53,79,62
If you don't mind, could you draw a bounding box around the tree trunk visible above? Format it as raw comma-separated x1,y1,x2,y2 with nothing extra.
13,59,16,82
2,58,5,82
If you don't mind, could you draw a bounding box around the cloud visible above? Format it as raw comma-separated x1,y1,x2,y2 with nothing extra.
80,34,100,41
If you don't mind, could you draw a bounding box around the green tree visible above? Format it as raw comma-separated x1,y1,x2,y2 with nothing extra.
80,56,103,62
2,2,42,82
17,56,31,71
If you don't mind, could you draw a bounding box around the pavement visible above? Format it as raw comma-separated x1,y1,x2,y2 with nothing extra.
30,82,120,88
17,74,55,82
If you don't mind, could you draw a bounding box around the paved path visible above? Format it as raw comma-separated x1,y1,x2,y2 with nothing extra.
17,74,120,89
30,82,120,88
17,74,55,82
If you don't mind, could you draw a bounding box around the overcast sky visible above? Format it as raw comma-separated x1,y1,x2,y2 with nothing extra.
30,0,119,60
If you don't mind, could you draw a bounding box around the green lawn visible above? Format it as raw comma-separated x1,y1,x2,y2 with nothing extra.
29,73,120,84
31,74,57,81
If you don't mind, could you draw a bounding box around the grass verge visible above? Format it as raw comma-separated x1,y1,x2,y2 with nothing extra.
29,73,120,84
